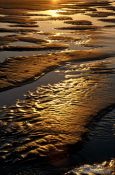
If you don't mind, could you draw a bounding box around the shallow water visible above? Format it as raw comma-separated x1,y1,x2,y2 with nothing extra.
0,0,115,62
80,108,115,161
0,0,115,174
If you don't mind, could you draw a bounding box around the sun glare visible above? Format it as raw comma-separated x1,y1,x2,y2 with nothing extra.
47,9,59,17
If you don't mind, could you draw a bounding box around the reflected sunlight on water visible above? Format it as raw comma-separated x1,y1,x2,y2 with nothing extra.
46,9,61,17
0,0,115,174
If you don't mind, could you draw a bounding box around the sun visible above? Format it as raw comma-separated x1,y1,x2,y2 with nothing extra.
51,0,60,4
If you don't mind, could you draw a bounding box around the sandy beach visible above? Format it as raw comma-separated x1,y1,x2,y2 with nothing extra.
0,0,115,174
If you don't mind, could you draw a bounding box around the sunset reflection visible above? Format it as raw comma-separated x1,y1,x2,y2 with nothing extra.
47,9,60,16
0,0,115,174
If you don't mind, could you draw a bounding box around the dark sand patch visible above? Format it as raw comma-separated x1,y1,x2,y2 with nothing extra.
104,25,115,28
64,20,92,25
0,28,38,33
0,35,48,46
0,43,68,51
16,36,48,44
86,7,97,12
0,16,37,25
56,25,98,31
86,11,115,17
0,35,18,45
38,32,53,36
29,16,73,22
9,24,39,28
99,18,115,23
104,5,115,11
77,1,110,7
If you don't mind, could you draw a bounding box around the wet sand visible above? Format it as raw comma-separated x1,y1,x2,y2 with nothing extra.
0,0,115,174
